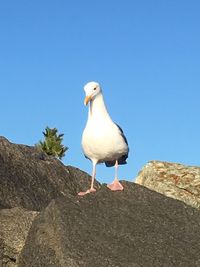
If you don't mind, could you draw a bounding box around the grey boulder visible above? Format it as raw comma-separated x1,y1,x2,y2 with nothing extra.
0,136,99,211
136,160,200,209
19,182,200,267
0,207,38,267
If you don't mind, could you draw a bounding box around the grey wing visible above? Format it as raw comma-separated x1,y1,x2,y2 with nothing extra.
105,123,129,167
115,123,129,146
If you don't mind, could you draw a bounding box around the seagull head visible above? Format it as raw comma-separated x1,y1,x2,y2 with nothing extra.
83,81,101,105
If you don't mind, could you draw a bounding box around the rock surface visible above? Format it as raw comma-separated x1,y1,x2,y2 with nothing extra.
0,207,38,267
0,137,99,211
135,161,200,210
1,138,200,267
19,182,200,267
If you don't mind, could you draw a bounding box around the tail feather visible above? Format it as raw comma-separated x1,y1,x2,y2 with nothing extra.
105,154,128,167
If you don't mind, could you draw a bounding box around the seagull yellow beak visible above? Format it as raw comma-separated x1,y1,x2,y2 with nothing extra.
84,95,92,105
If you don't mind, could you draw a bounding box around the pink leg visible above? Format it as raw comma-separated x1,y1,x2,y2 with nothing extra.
107,160,124,191
78,160,97,196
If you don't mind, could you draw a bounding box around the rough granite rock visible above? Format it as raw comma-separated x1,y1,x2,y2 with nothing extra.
0,136,99,211
0,207,38,267
19,182,200,267
135,161,200,210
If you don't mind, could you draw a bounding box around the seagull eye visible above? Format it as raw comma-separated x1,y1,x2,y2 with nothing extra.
93,87,97,91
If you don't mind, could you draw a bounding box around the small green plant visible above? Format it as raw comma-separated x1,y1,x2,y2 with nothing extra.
37,127,68,160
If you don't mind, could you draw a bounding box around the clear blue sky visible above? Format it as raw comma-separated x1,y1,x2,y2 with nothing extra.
0,0,200,184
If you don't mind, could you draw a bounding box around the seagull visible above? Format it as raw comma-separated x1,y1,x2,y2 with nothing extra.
78,81,129,196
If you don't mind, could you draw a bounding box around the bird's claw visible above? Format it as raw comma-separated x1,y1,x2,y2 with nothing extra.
78,188,96,196
107,180,124,191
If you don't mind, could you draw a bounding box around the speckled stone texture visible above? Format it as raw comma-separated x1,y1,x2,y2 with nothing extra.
1,138,200,267
0,136,99,211
0,207,38,267
136,161,200,210
0,136,99,266
19,182,200,267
